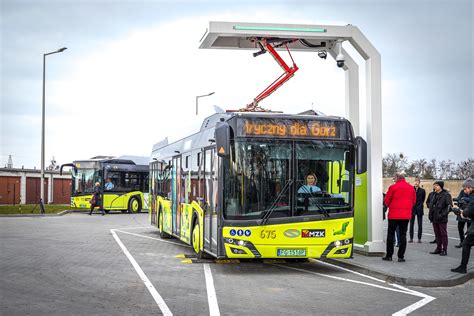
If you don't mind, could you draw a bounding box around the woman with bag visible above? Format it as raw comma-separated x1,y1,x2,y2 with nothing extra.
89,182,105,216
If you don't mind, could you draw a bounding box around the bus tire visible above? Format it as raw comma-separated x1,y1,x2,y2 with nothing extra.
128,196,141,213
158,209,170,239
192,221,204,259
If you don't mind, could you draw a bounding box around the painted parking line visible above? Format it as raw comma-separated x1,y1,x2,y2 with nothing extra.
113,228,215,316
317,259,435,315
391,284,435,316
110,229,173,316
296,259,435,316
204,264,220,316
114,229,192,248
422,232,459,241
274,263,434,316
115,227,435,315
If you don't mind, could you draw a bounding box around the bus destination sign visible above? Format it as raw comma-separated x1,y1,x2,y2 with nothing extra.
237,118,343,139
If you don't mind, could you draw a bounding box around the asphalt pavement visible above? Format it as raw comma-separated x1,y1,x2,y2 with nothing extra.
0,212,472,315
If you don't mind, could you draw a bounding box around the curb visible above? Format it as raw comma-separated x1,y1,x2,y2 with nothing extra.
0,213,64,217
324,258,473,287
0,209,87,217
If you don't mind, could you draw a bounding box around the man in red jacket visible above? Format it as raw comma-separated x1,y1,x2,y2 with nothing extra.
382,173,416,262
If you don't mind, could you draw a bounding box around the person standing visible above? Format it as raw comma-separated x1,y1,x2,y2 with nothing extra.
454,188,471,248
426,188,437,244
89,182,105,216
382,173,416,262
428,180,452,256
409,177,426,243
451,178,474,274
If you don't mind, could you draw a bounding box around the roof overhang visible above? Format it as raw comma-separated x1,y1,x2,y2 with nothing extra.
199,21,355,52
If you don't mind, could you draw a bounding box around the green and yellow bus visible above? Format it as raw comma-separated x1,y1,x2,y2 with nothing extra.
149,112,366,259
61,156,149,213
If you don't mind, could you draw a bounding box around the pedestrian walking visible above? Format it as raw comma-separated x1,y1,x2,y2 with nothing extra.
382,173,416,262
89,182,105,216
428,180,452,256
409,177,426,243
451,178,474,274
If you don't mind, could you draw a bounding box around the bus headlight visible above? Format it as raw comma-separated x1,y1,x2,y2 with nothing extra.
224,238,247,247
334,240,342,247
238,240,247,247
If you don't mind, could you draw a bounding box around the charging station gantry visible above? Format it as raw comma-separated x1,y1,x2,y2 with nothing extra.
199,21,384,254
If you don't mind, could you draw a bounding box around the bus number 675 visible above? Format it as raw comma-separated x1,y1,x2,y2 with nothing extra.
260,230,276,239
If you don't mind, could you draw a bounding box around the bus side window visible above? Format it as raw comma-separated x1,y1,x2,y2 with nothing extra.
190,151,200,202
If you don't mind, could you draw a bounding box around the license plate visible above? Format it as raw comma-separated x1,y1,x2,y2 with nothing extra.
277,248,306,257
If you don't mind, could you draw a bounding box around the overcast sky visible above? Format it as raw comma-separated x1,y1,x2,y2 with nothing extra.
1,0,473,169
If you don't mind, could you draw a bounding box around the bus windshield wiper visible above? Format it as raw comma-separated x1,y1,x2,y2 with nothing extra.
298,185,330,218
261,179,293,225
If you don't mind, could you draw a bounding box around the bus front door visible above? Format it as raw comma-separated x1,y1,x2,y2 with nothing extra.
172,156,182,236
203,147,218,254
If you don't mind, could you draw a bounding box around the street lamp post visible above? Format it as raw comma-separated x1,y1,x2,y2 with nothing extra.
40,47,67,205
195,92,215,115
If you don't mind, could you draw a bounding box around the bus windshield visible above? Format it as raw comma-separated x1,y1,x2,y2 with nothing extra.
223,139,353,220
72,168,102,195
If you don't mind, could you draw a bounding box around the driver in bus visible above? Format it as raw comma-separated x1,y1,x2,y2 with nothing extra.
298,173,321,194
105,178,114,191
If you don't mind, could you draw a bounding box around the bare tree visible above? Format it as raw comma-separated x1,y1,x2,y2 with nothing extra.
406,158,428,177
383,155,472,180
438,160,456,179
423,159,438,179
454,159,474,179
382,153,408,177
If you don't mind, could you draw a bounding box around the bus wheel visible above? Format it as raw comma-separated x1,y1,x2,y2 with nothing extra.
158,210,170,239
192,223,203,259
128,197,141,213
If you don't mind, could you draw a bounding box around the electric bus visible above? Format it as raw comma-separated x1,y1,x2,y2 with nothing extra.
149,112,367,259
61,156,149,213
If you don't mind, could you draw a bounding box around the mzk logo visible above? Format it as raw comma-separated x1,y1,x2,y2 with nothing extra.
301,229,325,238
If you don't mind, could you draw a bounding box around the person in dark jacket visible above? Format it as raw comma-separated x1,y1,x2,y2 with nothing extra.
451,178,474,274
428,180,452,256
382,173,416,262
89,182,105,216
454,189,471,248
409,177,426,243
426,189,437,244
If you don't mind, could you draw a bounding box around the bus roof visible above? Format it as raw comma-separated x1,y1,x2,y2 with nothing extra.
75,155,150,167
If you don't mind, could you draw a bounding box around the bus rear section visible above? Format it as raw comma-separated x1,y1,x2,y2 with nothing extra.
62,156,149,213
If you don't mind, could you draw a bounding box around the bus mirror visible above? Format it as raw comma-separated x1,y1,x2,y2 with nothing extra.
215,121,230,157
60,163,77,176
355,136,367,174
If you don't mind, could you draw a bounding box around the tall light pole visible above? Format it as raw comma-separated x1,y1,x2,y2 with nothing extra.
41,47,67,205
195,92,215,115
